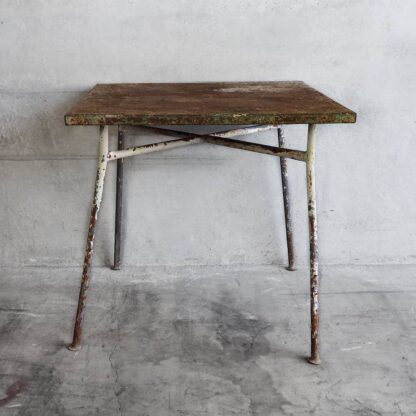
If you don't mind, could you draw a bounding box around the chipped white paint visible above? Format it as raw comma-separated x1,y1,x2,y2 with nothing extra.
306,124,320,364
306,124,318,278
107,125,306,162
306,124,318,263
93,126,108,209
212,125,275,138
107,137,202,160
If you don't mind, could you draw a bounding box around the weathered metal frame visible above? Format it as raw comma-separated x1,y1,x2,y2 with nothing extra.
306,124,320,364
278,127,296,271
69,125,109,351
69,123,320,364
112,127,124,271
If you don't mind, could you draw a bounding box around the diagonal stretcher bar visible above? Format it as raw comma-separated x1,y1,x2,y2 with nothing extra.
106,125,307,162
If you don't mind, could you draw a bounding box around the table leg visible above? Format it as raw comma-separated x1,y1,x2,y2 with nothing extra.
68,126,109,351
112,127,125,270
306,124,320,364
277,127,296,271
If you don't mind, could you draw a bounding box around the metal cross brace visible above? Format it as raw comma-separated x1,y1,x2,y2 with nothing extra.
106,125,307,162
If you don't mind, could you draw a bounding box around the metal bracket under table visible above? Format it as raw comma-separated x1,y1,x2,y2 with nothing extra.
64,81,356,364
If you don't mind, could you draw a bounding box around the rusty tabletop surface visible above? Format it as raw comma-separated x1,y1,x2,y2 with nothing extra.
65,81,356,126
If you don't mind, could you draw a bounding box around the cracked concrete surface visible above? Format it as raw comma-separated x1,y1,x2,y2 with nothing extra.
0,264,415,415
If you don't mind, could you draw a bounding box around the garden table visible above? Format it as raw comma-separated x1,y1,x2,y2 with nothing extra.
65,81,356,364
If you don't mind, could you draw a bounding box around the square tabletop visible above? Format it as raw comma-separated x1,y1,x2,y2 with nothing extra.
65,81,356,126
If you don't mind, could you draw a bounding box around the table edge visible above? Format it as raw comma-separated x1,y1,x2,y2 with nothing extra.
65,112,357,126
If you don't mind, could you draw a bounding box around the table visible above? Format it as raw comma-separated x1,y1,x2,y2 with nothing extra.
65,82,356,364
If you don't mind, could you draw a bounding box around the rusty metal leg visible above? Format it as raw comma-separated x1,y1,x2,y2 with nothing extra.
112,128,125,271
68,126,109,351
277,127,296,271
306,124,320,365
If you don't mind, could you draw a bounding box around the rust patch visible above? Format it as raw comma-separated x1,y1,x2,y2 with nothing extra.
69,203,98,350
0,380,25,407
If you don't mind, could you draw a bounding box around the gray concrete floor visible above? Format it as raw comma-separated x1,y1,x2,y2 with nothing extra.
0,264,415,415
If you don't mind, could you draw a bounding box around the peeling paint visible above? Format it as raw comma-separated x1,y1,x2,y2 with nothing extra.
306,124,320,365
107,136,201,160
68,126,109,351
106,126,307,162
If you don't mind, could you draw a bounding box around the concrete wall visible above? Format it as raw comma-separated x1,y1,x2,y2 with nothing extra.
1,0,415,267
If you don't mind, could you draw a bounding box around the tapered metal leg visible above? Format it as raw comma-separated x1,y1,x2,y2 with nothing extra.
68,126,109,351
112,128,125,271
306,124,320,365
277,127,296,271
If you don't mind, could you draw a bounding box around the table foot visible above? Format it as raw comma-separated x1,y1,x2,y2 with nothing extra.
307,355,321,365
67,343,81,352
